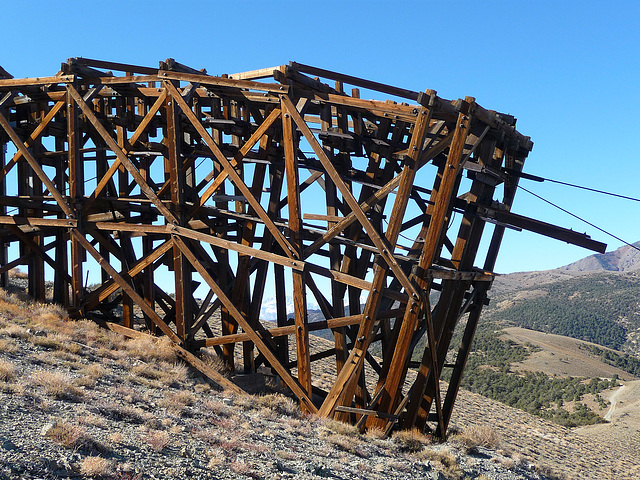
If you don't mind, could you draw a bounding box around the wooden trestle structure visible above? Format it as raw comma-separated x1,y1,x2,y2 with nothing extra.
0,58,606,437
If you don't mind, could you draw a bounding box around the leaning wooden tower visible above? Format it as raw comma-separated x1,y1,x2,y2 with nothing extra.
0,58,605,437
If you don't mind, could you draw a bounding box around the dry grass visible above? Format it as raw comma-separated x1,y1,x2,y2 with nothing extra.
206,449,224,468
144,429,171,452
82,363,106,379
125,335,176,363
453,425,501,452
253,393,299,417
325,433,364,455
364,426,386,440
392,428,432,452
8,268,28,279
30,370,84,400
131,363,164,381
108,431,124,445
79,414,108,428
158,390,196,416
319,417,360,437
1,323,30,339
419,449,465,480
44,419,109,454
0,359,17,382
0,337,18,354
79,456,112,478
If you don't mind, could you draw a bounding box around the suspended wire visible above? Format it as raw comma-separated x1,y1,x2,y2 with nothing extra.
506,169,640,203
382,217,417,246
518,185,640,253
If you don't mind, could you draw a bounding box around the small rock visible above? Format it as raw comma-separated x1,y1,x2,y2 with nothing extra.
222,398,234,406
40,423,54,437
0,438,18,451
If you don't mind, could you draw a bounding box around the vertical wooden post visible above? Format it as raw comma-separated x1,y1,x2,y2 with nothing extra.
0,138,6,289
283,100,312,405
53,135,68,307
166,86,192,341
67,85,83,309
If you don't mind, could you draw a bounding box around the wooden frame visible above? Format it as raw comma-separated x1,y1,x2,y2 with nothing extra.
0,58,606,438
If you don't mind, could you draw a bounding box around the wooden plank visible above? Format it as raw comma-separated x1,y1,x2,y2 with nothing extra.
0,100,65,184
189,106,282,217
334,406,398,420
0,217,76,227
91,221,372,292
477,206,607,253
158,70,288,94
362,103,435,429
290,62,420,101
302,125,454,260
5,225,72,285
228,66,279,80
0,75,75,87
195,314,366,348
72,58,158,75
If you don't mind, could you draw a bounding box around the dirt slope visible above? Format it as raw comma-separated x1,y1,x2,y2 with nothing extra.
500,327,635,380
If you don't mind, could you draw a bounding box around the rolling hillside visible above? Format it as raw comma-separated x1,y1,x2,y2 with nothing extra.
486,241,640,356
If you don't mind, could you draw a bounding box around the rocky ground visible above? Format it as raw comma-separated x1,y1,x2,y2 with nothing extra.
0,284,555,480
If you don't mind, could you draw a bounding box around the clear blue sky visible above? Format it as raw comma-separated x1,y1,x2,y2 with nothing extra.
5,0,639,274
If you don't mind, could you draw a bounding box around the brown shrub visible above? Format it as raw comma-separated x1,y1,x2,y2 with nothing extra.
1,323,30,339
0,338,18,354
44,420,108,454
31,371,84,400
8,268,28,279
319,417,360,437
419,450,465,480
159,390,196,415
0,359,17,382
393,428,431,452
254,393,299,417
126,336,176,363
144,429,170,452
79,456,112,478
454,425,500,452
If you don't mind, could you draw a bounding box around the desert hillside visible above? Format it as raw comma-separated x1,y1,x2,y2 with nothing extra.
0,284,561,480
2,281,640,479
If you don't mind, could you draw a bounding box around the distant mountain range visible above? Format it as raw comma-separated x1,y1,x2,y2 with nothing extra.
260,295,320,321
486,241,640,356
559,241,640,273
